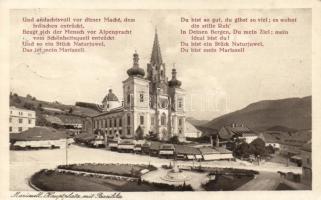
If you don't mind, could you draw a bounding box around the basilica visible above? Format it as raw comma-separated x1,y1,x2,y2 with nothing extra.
87,31,186,141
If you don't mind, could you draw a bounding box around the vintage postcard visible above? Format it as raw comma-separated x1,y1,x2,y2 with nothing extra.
0,0,321,200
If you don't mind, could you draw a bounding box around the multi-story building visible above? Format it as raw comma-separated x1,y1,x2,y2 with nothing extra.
86,31,186,141
9,106,36,133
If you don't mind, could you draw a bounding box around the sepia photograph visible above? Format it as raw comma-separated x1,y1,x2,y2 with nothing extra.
5,7,315,196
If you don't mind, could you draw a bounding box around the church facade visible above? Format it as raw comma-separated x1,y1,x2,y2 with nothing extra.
88,32,186,141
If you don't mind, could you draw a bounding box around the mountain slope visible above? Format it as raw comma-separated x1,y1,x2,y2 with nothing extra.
204,96,311,131
186,117,209,127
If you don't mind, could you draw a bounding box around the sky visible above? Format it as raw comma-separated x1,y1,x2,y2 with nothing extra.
10,9,311,120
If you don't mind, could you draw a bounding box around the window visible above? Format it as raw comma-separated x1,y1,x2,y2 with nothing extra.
140,93,144,102
127,94,131,104
105,119,107,128
151,116,154,126
119,118,122,126
178,98,183,109
18,127,22,132
179,118,182,126
140,116,144,125
109,130,112,135
161,113,166,126
110,119,113,127
127,128,131,135
9,127,12,132
9,118,12,123
307,158,310,164
127,115,130,125
19,118,23,123
119,130,122,135
19,112,23,116
114,118,117,127
28,119,32,124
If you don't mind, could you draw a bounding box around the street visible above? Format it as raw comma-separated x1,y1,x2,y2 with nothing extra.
10,144,302,191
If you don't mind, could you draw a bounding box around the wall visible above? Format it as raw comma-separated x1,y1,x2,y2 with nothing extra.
9,107,36,133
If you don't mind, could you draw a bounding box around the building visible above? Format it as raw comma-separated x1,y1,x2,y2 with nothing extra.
45,114,83,135
300,140,312,188
10,126,73,149
9,106,36,133
184,121,202,138
86,31,186,141
259,132,281,149
174,144,202,160
199,146,233,161
218,123,258,145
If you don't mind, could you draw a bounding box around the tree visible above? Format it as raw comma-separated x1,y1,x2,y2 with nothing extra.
234,142,252,158
13,97,21,104
68,107,73,114
135,126,144,140
266,144,275,154
169,136,180,144
37,103,43,111
249,138,266,156
23,102,35,110
26,94,32,99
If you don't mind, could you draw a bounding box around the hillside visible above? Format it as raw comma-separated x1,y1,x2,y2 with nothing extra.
204,96,311,132
9,93,100,127
186,117,209,127
10,94,100,117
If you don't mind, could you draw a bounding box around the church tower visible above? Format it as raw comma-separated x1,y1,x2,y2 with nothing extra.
168,66,185,137
123,51,150,138
147,30,168,97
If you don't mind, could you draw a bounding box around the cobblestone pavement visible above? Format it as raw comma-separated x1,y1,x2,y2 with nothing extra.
10,144,302,191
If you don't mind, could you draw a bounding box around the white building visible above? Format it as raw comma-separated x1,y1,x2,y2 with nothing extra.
9,106,36,133
184,121,202,138
86,32,186,141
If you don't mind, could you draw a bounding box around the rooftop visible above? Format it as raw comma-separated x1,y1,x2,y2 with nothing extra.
219,124,257,140
102,89,119,102
10,127,68,141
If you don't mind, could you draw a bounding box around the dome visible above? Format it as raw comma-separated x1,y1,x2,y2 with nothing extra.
127,67,145,77
102,89,119,103
168,79,182,87
127,52,145,77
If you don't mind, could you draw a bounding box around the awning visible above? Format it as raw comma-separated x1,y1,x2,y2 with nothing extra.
291,155,302,160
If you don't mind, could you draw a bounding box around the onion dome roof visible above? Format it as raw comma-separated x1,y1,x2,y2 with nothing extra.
127,51,145,77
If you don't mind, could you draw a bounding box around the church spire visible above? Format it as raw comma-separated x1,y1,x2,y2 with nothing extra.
150,29,163,66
